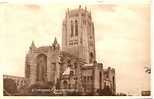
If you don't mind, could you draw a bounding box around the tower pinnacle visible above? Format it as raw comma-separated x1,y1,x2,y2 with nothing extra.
30,41,35,49
53,37,58,45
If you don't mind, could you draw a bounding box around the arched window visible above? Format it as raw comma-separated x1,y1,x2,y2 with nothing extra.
113,76,115,90
26,64,30,78
36,54,47,82
89,52,94,63
71,20,74,37
75,20,78,36
99,71,102,89
70,71,74,76
63,80,68,89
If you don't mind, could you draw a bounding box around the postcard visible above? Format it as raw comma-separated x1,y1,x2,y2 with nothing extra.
0,0,151,98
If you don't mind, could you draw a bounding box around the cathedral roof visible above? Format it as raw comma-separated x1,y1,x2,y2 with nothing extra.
37,46,50,51
38,46,49,49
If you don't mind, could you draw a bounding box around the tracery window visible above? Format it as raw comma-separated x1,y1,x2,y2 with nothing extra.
36,54,47,82
26,64,30,78
71,20,74,37
63,80,68,89
89,52,94,63
75,20,78,36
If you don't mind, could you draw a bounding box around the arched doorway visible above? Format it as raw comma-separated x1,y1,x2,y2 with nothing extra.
36,54,47,82
63,80,68,89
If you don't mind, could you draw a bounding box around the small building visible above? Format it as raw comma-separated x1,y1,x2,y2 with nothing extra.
3,75,28,90
103,67,116,95
141,91,151,96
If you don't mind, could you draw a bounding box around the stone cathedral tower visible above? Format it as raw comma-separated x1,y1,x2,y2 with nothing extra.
62,5,96,64
23,6,116,96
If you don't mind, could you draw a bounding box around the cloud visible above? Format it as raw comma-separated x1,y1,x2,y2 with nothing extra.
95,4,117,12
24,4,41,11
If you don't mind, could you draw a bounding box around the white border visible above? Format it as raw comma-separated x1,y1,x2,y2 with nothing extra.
0,0,153,98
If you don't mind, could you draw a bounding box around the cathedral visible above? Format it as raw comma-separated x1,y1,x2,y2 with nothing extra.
25,5,116,95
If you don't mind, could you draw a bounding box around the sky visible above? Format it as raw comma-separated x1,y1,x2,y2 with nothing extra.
0,1,151,96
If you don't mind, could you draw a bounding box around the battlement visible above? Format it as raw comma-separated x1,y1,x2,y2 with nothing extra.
103,66,115,74
65,5,91,19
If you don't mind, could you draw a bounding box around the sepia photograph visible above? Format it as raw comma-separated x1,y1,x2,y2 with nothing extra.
0,0,151,97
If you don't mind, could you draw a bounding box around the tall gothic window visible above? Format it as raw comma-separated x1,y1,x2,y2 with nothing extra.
63,80,68,89
75,20,78,36
36,54,47,82
99,71,102,89
26,64,30,78
71,20,74,37
89,52,94,63
51,63,56,79
113,76,115,90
